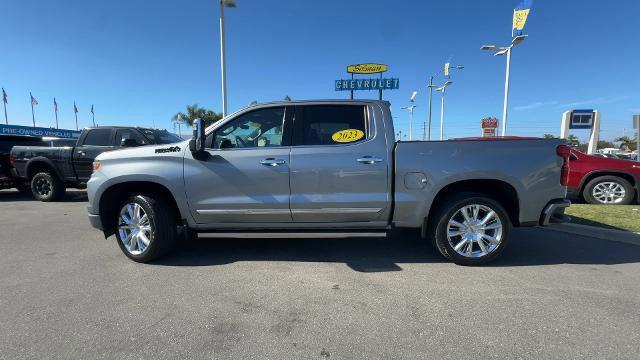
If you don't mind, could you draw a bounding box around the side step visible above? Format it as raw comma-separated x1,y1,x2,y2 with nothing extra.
197,230,388,239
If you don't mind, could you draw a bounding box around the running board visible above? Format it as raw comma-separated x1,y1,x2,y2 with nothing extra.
197,231,388,239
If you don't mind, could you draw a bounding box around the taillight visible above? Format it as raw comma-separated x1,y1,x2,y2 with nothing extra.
556,145,571,186
8,153,16,166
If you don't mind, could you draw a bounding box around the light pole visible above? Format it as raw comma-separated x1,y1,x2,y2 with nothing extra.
219,0,236,117
401,91,418,140
481,34,527,136
428,80,453,140
426,65,462,141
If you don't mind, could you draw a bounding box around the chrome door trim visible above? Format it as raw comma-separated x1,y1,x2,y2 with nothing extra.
196,209,291,215
290,208,382,214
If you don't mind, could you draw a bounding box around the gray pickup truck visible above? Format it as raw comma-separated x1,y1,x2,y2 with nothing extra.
87,100,570,265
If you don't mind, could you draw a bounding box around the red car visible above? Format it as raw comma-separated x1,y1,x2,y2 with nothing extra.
567,149,640,205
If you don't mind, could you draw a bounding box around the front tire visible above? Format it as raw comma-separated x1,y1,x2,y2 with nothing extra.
31,171,66,201
114,194,178,263
429,193,512,266
583,176,634,205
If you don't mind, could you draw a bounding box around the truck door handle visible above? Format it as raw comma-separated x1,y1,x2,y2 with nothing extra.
357,156,383,164
78,151,86,156
260,158,286,166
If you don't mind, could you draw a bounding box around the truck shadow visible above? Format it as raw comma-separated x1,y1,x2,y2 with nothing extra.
0,189,88,202
152,228,640,271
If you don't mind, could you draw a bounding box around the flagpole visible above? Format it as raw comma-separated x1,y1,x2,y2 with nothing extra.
30,92,36,127
55,108,59,129
2,100,7,125
91,106,95,127
75,112,78,130
74,102,79,130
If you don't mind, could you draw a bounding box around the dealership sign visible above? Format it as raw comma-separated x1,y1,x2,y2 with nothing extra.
569,109,594,129
0,124,81,139
335,78,400,91
481,117,498,137
347,63,388,74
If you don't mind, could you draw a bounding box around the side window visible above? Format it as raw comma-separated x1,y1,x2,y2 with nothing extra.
82,129,113,146
208,107,285,149
298,105,367,146
115,129,149,146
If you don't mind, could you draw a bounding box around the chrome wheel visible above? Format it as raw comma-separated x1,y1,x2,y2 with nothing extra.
34,177,52,196
446,204,503,258
118,203,152,255
592,182,626,204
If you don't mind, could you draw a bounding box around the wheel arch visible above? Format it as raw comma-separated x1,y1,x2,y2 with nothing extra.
25,158,64,180
423,179,520,238
98,181,183,237
579,170,638,200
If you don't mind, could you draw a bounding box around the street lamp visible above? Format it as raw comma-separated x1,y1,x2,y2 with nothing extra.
428,80,453,140
401,91,418,140
426,64,463,141
481,34,527,136
219,0,237,117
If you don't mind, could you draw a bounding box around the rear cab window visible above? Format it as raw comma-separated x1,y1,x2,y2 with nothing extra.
82,129,113,146
294,105,368,146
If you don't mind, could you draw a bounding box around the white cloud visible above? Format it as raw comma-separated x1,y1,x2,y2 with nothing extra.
514,101,558,111
559,94,640,108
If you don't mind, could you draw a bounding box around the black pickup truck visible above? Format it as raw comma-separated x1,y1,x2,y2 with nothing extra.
11,126,182,201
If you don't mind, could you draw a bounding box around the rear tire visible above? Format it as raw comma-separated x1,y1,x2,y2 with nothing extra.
114,194,178,263
428,192,512,266
583,176,634,205
31,171,66,202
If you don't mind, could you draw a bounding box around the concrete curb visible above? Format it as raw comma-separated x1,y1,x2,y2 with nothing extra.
543,223,640,246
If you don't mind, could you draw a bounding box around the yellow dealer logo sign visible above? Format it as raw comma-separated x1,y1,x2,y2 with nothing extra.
347,63,388,74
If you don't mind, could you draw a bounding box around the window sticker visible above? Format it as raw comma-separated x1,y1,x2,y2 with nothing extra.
331,129,365,143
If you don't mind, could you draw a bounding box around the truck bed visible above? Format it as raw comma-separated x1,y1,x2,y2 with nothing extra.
392,138,567,227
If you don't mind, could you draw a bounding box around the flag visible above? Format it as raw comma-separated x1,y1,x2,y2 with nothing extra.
30,93,38,106
513,0,533,37
54,98,58,111
90,104,94,114
2,88,7,104
444,62,450,77
74,102,78,113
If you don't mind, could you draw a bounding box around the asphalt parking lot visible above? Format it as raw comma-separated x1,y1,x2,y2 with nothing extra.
1,189,639,359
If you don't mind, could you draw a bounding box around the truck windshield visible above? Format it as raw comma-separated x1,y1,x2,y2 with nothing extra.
140,129,183,144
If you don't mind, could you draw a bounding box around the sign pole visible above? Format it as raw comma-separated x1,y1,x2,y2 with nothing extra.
350,73,354,100
501,47,512,136
379,72,383,100
634,115,640,162
439,88,446,140
426,76,433,141
2,99,7,125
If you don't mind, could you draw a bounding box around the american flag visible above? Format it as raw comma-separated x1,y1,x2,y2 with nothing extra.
30,93,38,106
54,98,58,111
74,102,78,113
2,88,7,104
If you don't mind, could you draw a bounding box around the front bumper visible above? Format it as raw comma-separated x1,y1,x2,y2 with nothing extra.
540,199,571,226
88,210,103,230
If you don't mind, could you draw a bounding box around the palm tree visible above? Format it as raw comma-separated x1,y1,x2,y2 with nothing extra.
172,104,223,128
615,135,637,151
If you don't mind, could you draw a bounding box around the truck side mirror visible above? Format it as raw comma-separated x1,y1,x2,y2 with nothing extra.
121,138,139,147
189,118,207,159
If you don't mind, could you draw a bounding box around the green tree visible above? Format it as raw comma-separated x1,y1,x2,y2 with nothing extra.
172,104,223,128
597,140,615,149
542,134,557,139
615,135,637,151
567,134,580,147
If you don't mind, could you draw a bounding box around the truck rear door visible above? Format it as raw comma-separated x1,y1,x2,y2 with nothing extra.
73,128,116,182
289,104,390,224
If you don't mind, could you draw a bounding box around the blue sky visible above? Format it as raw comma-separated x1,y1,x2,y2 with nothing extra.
1,0,638,141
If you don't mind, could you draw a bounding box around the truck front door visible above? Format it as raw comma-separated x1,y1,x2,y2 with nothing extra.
184,106,293,224
73,128,116,182
289,104,391,224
